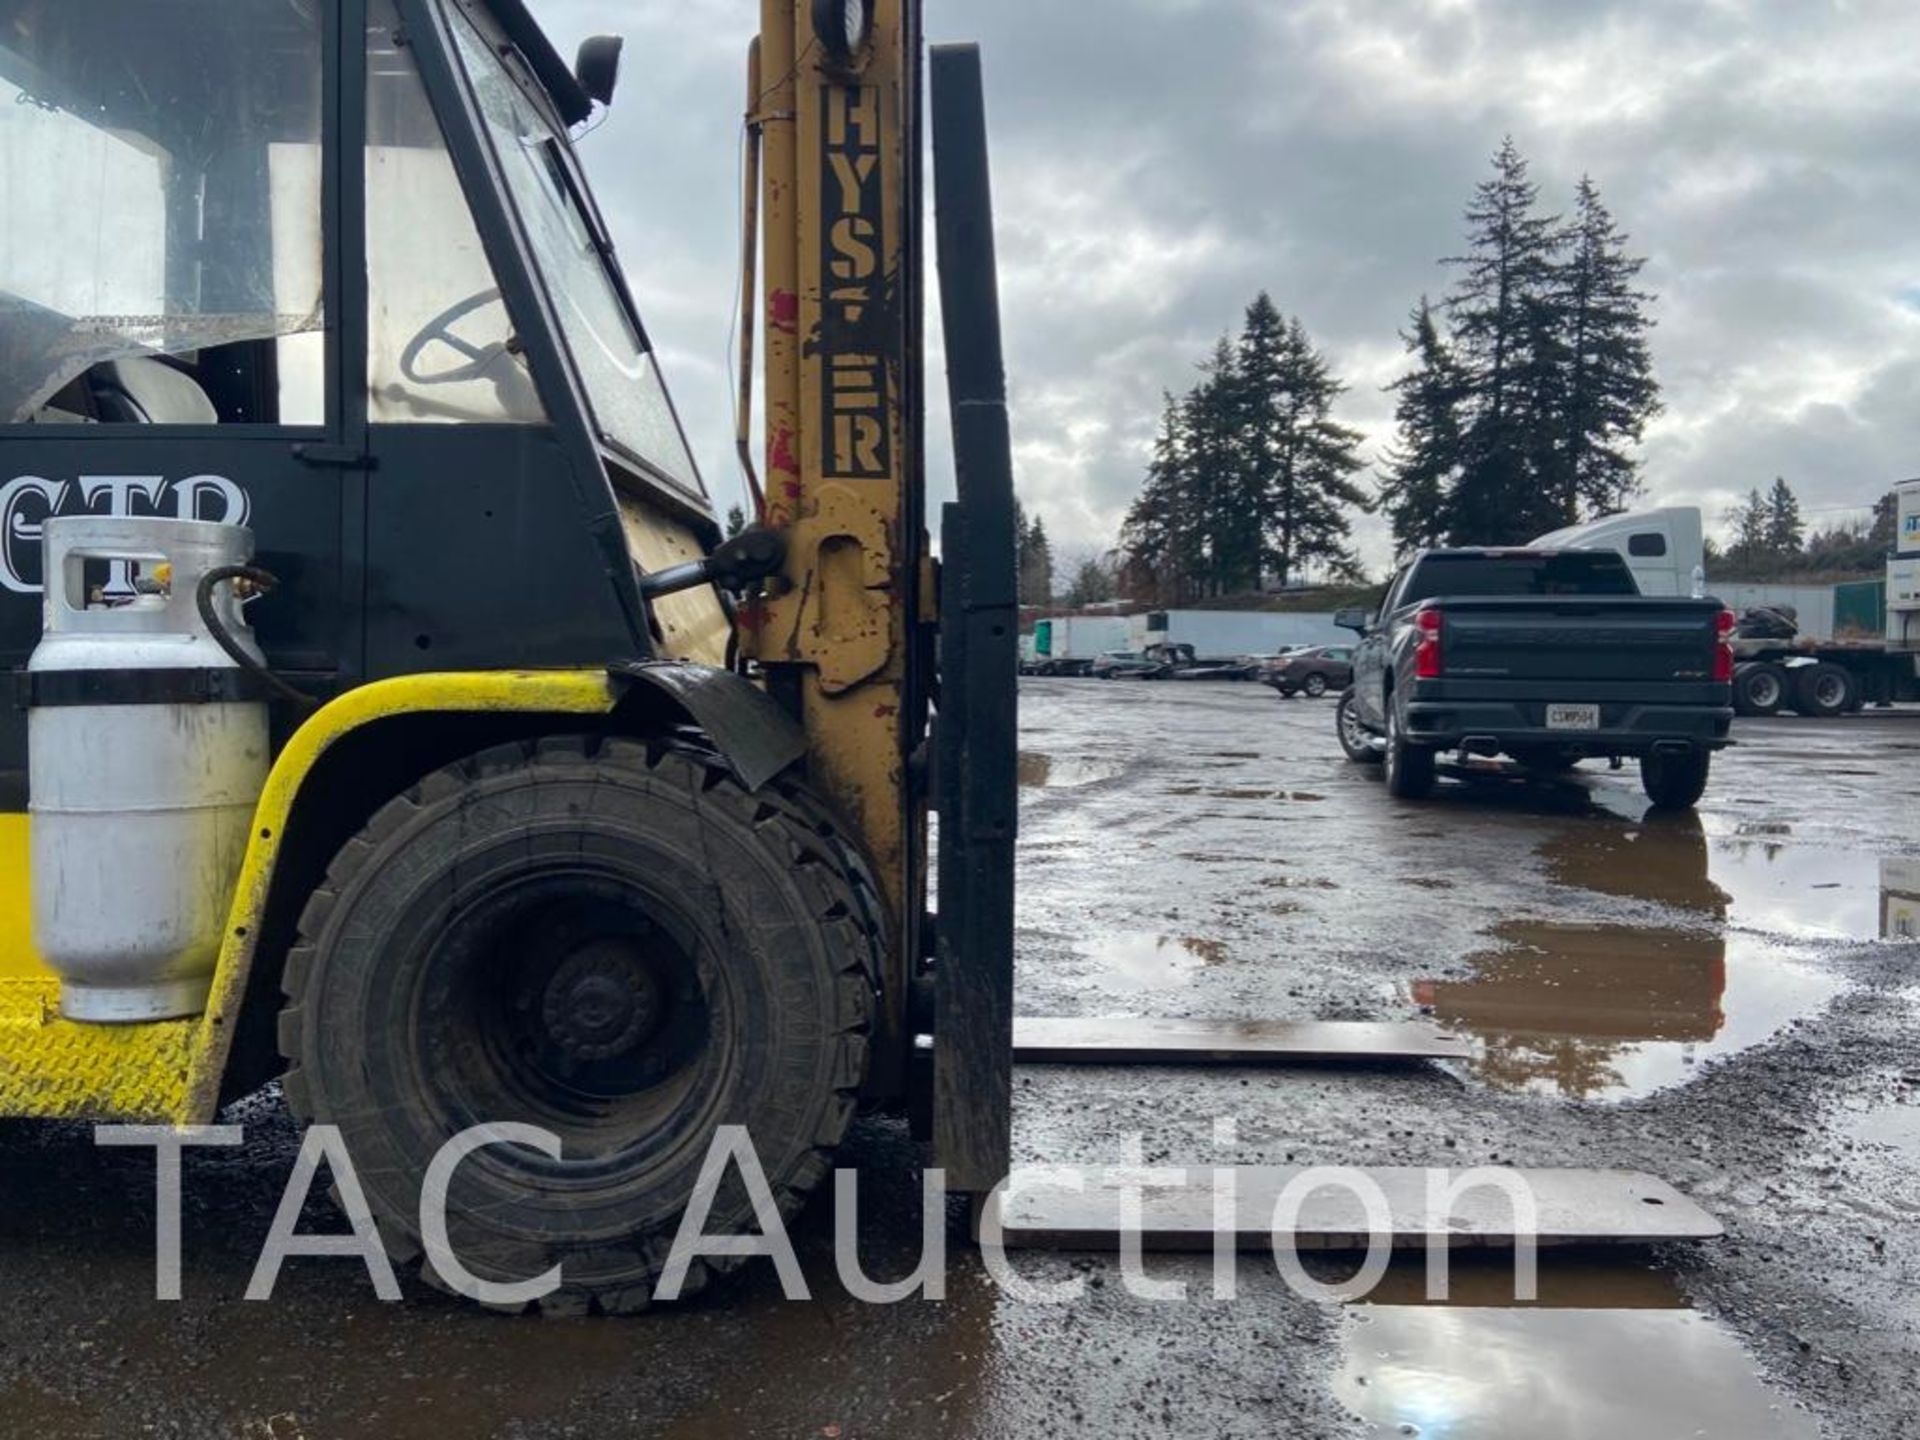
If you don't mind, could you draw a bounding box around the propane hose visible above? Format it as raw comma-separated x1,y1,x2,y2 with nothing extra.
195,565,319,712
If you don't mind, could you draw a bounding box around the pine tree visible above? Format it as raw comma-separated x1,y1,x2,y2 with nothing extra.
1119,395,1195,604
723,504,747,538
1764,477,1804,559
1377,297,1464,555
1552,177,1658,521
1443,138,1567,543
1869,489,1898,552
1123,301,1368,594
1184,337,1247,595
1726,489,1769,565
1234,296,1369,584
1019,513,1055,606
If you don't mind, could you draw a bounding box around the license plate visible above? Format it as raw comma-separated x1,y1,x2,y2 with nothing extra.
1546,703,1600,731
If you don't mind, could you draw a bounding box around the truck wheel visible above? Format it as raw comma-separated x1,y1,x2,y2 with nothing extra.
1789,662,1855,718
1640,748,1711,811
1336,689,1382,764
277,734,880,1314
1383,706,1436,798
1731,662,1785,717
1302,673,1329,698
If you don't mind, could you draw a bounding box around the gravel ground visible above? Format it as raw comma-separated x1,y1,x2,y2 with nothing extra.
0,679,1914,1438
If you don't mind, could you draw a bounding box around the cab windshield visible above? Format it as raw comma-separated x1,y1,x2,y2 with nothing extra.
0,0,325,425
446,6,700,493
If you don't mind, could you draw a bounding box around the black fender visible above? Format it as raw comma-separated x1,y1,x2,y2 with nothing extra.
609,660,807,793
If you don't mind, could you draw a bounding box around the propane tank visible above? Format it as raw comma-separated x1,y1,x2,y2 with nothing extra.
27,516,271,1022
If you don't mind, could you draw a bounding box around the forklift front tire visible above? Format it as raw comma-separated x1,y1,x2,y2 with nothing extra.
276,733,880,1313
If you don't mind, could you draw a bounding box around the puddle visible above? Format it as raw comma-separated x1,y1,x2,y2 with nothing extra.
1017,751,1124,789
1350,1255,1682,1309
1414,922,1843,1100
1840,1097,1920,1163
1096,933,1229,988
1336,1272,1816,1439
1542,816,1919,942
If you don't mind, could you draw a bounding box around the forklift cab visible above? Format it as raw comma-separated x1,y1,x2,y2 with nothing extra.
0,0,724,695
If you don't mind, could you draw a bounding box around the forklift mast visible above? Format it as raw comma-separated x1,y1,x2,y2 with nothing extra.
744,0,932,1093
742,0,1017,1186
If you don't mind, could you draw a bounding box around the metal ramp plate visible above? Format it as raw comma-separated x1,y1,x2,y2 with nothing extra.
1012,1017,1472,1065
992,1166,1721,1250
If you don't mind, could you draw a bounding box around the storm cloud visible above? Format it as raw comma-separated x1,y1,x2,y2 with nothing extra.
531,0,1920,570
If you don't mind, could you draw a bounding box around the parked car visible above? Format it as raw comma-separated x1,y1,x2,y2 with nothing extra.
1090,650,1163,679
1147,642,1257,681
1336,547,1734,809
1248,647,1310,681
1264,645,1355,698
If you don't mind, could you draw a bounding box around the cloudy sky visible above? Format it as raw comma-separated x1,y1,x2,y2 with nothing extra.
530,0,1920,574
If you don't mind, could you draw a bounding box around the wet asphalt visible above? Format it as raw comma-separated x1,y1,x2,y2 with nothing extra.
2,677,1917,1437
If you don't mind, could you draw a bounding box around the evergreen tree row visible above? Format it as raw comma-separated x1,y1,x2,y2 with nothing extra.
1714,478,1899,579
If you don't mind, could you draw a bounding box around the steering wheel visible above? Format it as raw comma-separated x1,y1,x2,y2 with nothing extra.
400,288,512,385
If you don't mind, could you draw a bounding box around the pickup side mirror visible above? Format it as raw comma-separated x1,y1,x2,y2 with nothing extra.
1334,606,1373,635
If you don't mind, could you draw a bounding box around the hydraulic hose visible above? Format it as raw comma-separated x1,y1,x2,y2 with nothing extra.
195,565,318,711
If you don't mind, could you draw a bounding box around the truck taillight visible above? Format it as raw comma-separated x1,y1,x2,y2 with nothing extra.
1713,608,1736,682
1414,606,1443,679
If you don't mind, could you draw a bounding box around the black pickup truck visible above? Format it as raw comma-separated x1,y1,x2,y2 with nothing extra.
1334,548,1735,809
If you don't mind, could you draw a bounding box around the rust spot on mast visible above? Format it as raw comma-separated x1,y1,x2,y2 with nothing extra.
770,425,800,476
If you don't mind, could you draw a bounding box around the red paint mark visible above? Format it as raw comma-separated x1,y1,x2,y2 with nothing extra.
769,289,799,334
770,424,800,476
873,704,899,720
782,480,803,500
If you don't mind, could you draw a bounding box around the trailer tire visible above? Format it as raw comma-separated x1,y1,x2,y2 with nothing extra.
1640,748,1712,811
1336,689,1382,764
277,734,880,1314
1789,662,1855,719
1731,662,1786,717
1383,705,1436,798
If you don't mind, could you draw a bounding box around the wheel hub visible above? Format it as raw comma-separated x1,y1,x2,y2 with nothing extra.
540,940,662,1061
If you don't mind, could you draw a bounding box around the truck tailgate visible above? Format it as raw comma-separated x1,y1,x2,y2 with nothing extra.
1437,598,1723,685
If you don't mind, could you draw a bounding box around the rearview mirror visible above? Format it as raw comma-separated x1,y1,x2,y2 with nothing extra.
575,36,624,107
1334,607,1372,634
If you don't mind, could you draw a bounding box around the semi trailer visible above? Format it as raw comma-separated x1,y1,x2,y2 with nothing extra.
1027,614,1131,676
1535,483,1920,716
1132,608,1346,659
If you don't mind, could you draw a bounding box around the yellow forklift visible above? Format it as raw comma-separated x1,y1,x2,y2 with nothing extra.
0,0,1016,1310
0,0,1725,1312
